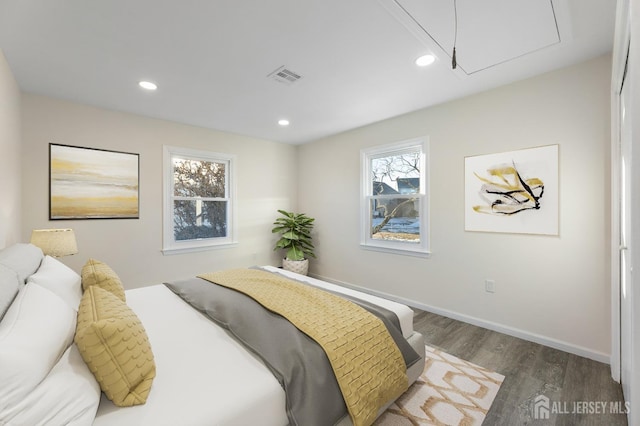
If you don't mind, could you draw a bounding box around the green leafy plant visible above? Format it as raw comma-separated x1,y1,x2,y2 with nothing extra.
272,210,316,261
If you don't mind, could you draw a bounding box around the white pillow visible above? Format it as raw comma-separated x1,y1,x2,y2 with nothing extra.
0,283,76,412
0,243,44,284
0,344,100,426
27,255,82,311
0,264,20,320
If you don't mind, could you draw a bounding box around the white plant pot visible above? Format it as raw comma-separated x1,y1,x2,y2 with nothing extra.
282,258,309,276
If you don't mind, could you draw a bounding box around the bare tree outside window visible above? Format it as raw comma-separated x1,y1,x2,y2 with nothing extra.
163,146,236,254
361,138,429,255
370,150,421,242
172,158,228,241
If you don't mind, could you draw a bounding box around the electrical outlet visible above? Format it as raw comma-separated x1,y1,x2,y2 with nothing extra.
485,279,495,293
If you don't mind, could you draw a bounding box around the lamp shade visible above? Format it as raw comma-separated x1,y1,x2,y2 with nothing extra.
30,229,78,257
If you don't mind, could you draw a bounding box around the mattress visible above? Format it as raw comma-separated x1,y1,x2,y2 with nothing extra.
93,271,424,426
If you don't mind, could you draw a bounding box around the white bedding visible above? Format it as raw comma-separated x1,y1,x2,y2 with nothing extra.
93,270,422,426
93,284,288,426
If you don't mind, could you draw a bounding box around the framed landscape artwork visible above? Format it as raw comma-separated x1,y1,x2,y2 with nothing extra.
464,144,559,235
49,143,140,220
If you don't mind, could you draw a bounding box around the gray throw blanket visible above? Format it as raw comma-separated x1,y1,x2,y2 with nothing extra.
164,273,420,426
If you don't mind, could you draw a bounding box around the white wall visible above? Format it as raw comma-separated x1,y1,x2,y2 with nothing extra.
298,55,612,361
20,94,298,288
11,54,613,361
0,49,22,249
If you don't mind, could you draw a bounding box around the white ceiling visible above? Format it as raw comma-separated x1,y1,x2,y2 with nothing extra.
0,0,616,144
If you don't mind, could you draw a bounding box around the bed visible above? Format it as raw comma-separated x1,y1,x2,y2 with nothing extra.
0,244,425,426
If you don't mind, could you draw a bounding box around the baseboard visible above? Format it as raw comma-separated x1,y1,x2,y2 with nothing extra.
310,273,611,365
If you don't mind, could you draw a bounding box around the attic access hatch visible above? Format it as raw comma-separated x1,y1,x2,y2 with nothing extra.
379,0,561,75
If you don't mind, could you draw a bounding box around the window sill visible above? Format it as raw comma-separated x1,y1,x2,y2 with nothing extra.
360,243,431,258
162,241,238,256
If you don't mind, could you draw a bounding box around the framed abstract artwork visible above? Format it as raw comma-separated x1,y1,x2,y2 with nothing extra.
49,143,140,220
464,145,559,235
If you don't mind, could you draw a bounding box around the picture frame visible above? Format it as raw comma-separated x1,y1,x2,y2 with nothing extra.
49,143,140,220
464,144,559,235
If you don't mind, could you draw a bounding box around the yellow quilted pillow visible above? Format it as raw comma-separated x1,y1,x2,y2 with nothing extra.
81,258,126,302
75,286,155,406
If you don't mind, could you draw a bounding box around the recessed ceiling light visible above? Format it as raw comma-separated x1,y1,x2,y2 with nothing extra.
138,81,158,90
278,119,290,126
415,54,435,67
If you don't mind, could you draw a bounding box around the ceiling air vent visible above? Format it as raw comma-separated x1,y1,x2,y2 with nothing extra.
267,66,302,85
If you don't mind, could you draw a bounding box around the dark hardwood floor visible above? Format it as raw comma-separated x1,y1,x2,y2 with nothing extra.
412,310,628,425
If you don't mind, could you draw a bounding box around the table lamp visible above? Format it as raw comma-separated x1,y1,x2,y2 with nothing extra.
30,228,78,257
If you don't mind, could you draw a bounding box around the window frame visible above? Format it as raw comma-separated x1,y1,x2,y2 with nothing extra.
360,137,430,257
162,145,238,255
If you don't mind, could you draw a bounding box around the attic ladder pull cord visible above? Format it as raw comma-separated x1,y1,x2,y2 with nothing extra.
452,0,458,69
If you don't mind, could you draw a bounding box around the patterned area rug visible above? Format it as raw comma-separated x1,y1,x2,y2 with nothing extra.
375,345,505,426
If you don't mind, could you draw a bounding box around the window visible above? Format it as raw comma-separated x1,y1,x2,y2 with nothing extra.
163,146,237,254
360,138,430,256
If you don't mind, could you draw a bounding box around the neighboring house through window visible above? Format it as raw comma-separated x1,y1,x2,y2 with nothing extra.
163,146,237,254
360,137,430,256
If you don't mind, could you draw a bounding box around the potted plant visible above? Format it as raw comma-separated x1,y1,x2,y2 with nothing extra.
271,209,315,275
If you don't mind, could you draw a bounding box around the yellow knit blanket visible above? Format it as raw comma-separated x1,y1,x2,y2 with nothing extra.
198,269,408,426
